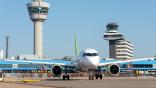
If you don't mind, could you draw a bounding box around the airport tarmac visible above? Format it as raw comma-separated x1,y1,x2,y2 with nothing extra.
1,77,156,88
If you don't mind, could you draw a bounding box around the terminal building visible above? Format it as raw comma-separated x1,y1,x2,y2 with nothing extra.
116,39,134,60
104,23,134,60
0,59,156,78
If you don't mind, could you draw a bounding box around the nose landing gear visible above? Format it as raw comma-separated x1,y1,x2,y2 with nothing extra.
89,72,94,80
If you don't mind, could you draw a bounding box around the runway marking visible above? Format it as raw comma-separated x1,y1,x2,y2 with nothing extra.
10,82,72,88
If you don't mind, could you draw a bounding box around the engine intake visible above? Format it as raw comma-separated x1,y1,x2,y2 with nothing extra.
108,64,120,76
52,65,62,77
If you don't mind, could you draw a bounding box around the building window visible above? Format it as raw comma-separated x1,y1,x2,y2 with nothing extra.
28,7,49,15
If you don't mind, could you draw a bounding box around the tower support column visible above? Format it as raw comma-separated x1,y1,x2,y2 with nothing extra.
34,21,43,58
109,40,116,58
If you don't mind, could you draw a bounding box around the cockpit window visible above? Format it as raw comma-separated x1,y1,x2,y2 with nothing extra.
92,53,98,56
83,53,99,57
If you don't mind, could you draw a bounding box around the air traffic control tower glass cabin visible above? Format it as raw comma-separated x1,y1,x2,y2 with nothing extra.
28,0,49,21
106,23,118,33
104,23,124,41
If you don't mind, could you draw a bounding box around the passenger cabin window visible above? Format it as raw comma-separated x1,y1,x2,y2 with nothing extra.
83,53,98,57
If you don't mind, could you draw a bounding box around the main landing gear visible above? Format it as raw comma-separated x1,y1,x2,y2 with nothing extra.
63,74,70,80
95,66,103,79
63,66,70,80
95,74,102,79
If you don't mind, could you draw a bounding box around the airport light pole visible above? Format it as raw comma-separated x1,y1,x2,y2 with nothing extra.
5,36,9,59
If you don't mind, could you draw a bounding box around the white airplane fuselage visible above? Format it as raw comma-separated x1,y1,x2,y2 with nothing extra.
74,48,100,71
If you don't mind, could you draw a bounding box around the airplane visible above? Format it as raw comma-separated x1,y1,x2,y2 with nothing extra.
4,33,155,80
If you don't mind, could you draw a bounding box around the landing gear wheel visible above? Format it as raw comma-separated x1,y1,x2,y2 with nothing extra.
91,75,94,80
95,74,98,79
100,74,102,79
95,74,102,80
89,75,91,80
63,75,65,80
67,75,70,80
63,75,70,80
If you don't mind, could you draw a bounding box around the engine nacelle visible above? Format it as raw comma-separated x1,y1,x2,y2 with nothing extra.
52,65,62,77
108,64,120,76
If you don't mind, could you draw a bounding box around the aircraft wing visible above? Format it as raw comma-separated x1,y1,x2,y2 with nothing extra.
5,59,75,66
99,57,155,66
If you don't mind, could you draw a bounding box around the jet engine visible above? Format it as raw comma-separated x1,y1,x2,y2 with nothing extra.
52,65,62,77
108,64,120,76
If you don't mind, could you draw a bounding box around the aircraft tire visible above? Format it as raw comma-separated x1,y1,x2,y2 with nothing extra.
91,75,94,80
67,75,70,80
95,74,98,79
89,75,91,80
100,74,102,79
63,75,65,80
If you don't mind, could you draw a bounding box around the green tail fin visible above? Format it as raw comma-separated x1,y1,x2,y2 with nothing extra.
74,33,79,56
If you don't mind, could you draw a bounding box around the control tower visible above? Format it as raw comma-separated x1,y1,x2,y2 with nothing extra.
104,23,134,60
104,23,124,40
27,0,50,58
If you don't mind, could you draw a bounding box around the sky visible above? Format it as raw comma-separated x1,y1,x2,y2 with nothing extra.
0,0,156,59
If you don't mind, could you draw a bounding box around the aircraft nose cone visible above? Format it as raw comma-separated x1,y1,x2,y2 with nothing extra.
87,57,100,67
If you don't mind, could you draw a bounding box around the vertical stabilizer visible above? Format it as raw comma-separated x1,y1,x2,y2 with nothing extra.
74,33,79,56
